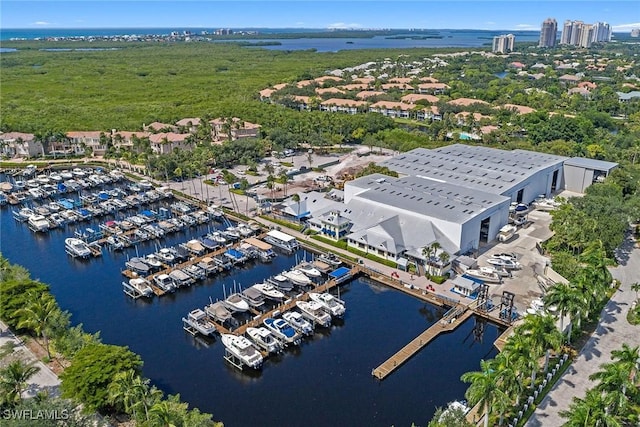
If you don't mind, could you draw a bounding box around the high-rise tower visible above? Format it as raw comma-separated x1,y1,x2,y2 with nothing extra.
539,18,558,48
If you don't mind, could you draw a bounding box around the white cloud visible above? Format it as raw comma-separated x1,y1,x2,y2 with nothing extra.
485,21,496,26
327,22,362,29
33,21,52,26
514,24,535,29
612,22,640,31
294,21,305,27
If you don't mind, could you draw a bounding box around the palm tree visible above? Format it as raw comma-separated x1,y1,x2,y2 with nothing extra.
109,370,161,422
149,400,179,427
0,360,40,404
544,282,583,343
589,362,634,415
278,171,290,197
461,359,503,427
631,282,640,301
438,251,450,274
560,389,614,427
519,314,563,376
291,193,301,220
16,294,59,359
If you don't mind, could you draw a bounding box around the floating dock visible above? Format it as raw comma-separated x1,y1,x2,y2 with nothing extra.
371,308,473,380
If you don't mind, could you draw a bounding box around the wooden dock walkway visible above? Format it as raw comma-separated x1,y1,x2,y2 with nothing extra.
371,308,473,380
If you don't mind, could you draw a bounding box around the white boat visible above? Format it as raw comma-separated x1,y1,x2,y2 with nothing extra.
309,292,346,318
253,283,285,300
264,229,299,251
223,293,250,313
28,214,50,232
183,239,205,255
124,278,154,298
143,254,163,269
153,274,176,293
126,257,150,274
270,274,294,291
440,400,470,422
463,267,502,284
317,252,342,267
263,317,301,346
13,207,34,222
282,269,312,286
296,300,332,327
205,301,233,323
169,269,194,287
65,237,92,258
497,224,517,242
156,248,176,264
240,287,265,308
246,327,282,354
221,334,263,369
209,232,227,244
297,262,322,278
486,258,521,270
183,309,217,337
282,311,314,336
197,257,218,275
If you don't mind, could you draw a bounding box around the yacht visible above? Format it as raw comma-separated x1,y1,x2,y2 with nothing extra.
155,248,176,264
253,283,285,300
182,309,217,337
142,254,164,270
463,267,502,284
223,293,250,313
282,269,312,286
169,269,194,287
317,252,342,267
486,257,520,270
65,238,92,259
153,274,176,293
209,232,227,245
297,262,322,278
13,207,34,222
222,227,241,240
263,317,301,347
240,287,265,308
220,334,263,369
126,258,150,275
183,239,206,256
197,257,218,275
496,224,517,242
269,274,294,291
183,264,206,281
27,214,50,232
283,311,314,336
309,292,346,318
123,278,154,298
296,300,332,328
205,301,233,324
246,327,282,354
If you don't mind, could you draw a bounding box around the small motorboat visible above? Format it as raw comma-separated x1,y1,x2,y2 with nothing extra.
156,248,176,264
240,287,265,308
283,311,314,336
263,317,301,347
318,252,342,267
183,309,217,337
296,300,332,327
169,269,194,287
309,292,346,318
143,254,163,270
463,267,502,284
282,269,312,286
124,278,154,298
220,334,263,369
297,262,322,278
253,283,285,300
223,293,250,313
27,214,50,232
126,257,150,274
153,274,176,293
246,327,282,354
205,301,233,323
197,257,218,275
270,274,294,291
486,258,520,270
65,237,92,259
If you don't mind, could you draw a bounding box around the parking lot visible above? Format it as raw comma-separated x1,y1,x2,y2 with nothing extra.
474,209,555,315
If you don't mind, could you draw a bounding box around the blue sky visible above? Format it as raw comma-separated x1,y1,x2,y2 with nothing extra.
2,1,639,31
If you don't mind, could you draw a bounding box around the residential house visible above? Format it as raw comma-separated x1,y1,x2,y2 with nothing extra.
500,104,536,115
455,112,492,125
419,76,440,83
144,122,176,133
356,90,385,100
401,94,439,104
389,77,415,84
417,82,449,94
448,98,490,108
320,98,369,114
568,87,592,97
416,106,442,121
314,76,343,84
380,83,414,92
353,76,376,84
368,101,414,119
0,132,42,158
258,83,288,101
310,210,352,241
296,79,315,88
315,87,345,96
558,74,581,85
66,131,105,156
339,83,371,91
209,118,261,141
618,91,640,102
175,118,201,133
112,131,151,150
149,133,191,154
292,95,312,110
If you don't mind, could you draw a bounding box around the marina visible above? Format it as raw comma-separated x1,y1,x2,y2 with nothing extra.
1,169,504,426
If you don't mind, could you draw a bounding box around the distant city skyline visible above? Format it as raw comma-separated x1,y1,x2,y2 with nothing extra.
2,1,639,32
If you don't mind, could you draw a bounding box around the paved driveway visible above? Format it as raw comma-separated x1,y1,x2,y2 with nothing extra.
526,234,640,426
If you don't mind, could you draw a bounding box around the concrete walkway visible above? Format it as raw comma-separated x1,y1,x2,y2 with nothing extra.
0,321,61,399
526,234,640,426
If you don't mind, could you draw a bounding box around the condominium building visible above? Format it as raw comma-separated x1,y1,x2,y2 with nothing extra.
492,34,515,53
539,18,558,48
561,20,611,48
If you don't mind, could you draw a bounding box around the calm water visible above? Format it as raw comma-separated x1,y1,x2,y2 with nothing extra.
0,178,501,426
1,28,541,52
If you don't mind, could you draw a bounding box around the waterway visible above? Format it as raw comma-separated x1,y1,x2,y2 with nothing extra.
0,177,501,426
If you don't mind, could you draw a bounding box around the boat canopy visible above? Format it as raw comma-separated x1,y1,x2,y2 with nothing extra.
266,229,296,243
244,237,273,251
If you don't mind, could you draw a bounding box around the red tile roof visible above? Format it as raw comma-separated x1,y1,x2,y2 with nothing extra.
501,104,536,115
401,94,439,104
356,90,385,99
369,101,415,110
448,98,490,107
321,98,368,107
66,131,103,139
